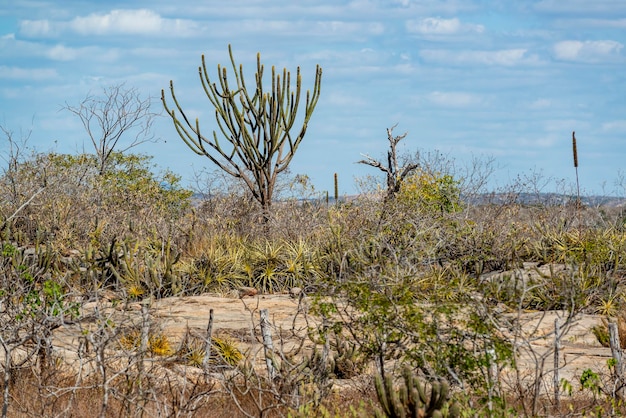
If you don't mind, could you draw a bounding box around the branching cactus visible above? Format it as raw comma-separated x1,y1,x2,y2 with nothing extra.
162,45,322,221
374,367,461,418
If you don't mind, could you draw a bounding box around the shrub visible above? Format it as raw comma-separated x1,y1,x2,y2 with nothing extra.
397,169,462,215
0,151,192,248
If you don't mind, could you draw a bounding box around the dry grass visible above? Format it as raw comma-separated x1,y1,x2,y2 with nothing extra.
2,366,379,418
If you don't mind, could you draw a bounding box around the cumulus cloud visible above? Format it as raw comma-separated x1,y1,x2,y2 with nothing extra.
420,48,539,66
47,44,78,61
406,17,484,35
544,119,586,133
19,19,57,37
553,40,623,62
71,9,165,35
298,48,393,69
20,9,200,38
19,8,385,41
208,19,386,41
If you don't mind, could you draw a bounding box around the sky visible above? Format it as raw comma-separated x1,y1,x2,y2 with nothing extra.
1,0,625,197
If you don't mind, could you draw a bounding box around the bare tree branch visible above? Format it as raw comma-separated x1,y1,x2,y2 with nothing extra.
358,125,418,199
63,83,158,175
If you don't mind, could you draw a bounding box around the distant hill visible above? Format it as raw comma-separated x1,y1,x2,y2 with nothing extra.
191,191,626,208
465,192,626,208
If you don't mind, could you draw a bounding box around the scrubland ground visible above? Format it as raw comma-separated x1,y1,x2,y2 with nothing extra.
2,149,626,417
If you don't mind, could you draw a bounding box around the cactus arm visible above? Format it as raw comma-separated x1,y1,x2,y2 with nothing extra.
374,374,392,417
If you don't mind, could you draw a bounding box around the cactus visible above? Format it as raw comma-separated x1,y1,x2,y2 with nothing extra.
374,367,461,418
162,45,322,219
332,338,364,378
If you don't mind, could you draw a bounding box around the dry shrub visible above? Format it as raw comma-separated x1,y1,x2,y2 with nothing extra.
3,366,234,418
0,152,192,250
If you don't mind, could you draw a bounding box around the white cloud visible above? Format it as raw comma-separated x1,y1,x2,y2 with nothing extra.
47,44,78,61
20,9,201,38
406,17,484,35
420,48,539,66
19,18,57,37
71,9,165,35
553,40,623,62
0,65,57,80
302,20,386,36
426,91,482,108
19,8,385,41
219,19,386,40
387,0,478,14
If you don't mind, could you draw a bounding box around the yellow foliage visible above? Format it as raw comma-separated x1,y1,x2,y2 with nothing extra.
396,170,461,214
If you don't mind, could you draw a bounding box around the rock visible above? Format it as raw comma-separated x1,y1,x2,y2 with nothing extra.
238,287,258,298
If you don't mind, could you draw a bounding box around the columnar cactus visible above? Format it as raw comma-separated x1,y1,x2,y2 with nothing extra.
374,367,461,418
162,45,322,221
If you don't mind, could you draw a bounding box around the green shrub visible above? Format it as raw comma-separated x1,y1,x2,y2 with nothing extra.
0,151,192,248
397,170,462,215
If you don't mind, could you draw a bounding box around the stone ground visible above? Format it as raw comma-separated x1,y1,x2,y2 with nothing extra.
49,292,610,389
43,263,619,402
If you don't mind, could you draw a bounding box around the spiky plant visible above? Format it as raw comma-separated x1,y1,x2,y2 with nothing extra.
149,333,174,356
175,329,207,367
247,240,285,293
127,283,145,299
212,336,243,367
118,329,174,356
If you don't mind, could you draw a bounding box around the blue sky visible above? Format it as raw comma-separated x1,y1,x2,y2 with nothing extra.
1,1,625,196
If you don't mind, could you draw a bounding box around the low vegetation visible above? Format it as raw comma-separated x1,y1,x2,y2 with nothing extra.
2,49,626,417
1,136,625,417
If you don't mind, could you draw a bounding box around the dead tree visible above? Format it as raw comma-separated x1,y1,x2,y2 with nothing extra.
64,83,157,175
358,125,418,199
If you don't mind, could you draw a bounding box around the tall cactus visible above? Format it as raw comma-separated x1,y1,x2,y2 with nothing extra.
162,45,322,221
374,367,461,418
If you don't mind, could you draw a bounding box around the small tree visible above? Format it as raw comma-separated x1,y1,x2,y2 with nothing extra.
358,125,418,199
64,83,158,175
162,45,322,220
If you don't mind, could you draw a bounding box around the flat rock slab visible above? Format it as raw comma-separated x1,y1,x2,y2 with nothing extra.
149,294,316,359
44,292,616,397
